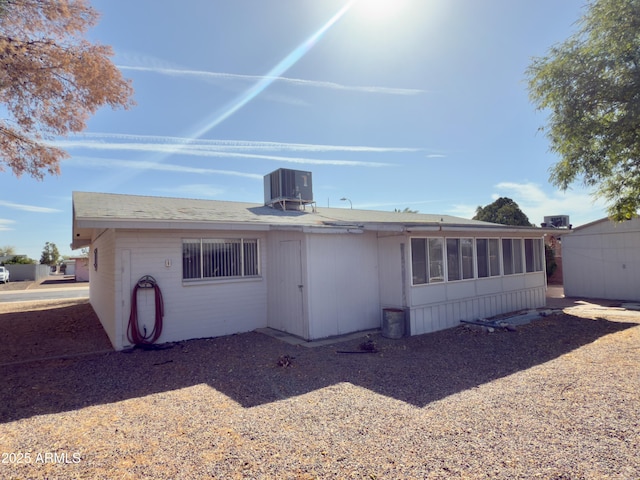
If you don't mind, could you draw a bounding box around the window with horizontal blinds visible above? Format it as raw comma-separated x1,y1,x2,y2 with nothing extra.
182,238,260,280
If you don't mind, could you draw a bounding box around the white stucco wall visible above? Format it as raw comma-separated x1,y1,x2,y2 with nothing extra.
111,230,268,350
89,229,118,349
563,218,640,301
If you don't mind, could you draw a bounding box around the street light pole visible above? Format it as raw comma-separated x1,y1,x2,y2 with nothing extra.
340,197,352,209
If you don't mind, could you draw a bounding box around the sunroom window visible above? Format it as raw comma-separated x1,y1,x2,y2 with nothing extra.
525,238,544,273
476,238,500,277
502,238,524,275
411,238,444,285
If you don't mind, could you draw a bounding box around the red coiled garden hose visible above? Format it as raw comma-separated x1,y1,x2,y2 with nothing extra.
127,275,164,346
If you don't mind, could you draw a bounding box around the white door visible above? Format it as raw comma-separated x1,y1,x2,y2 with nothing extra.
272,240,306,338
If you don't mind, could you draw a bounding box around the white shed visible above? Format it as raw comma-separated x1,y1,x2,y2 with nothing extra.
563,217,640,301
72,191,550,351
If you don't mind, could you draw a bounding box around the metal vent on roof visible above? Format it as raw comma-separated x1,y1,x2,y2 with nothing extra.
542,215,571,228
264,168,314,211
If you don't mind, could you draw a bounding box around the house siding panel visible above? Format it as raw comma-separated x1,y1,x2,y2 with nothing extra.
306,232,380,339
409,274,546,336
115,230,268,349
89,229,118,348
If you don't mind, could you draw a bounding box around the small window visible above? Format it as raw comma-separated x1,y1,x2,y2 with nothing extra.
410,237,445,285
411,238,427,285
525,238,544,273
489,239,500,276
447,238,473,281
428,238,445,283
182,238,260,280
502,239,524,275
476,238,501,278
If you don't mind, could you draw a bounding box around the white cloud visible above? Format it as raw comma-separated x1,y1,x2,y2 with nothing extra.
55,136,397,167
63,133,419,153
0,201,61,213
0,219,14,231
492,182,607,227
448,203,478,219
63,157,264,179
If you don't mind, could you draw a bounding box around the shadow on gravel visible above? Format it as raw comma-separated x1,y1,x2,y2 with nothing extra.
1,302,639,423
0,300,112,366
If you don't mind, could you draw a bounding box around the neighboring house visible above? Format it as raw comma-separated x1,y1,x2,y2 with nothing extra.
72,191,550,351
562,217,640,301
71,256,90,282
61,259,75,276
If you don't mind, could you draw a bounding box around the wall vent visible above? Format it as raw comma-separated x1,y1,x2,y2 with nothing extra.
264,168,314,210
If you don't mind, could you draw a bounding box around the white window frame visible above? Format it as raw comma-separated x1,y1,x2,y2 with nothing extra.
182,238,260,281
410,235,544,286
410,237,444,285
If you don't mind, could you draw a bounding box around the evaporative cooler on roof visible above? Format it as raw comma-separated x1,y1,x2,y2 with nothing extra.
264,168,314,210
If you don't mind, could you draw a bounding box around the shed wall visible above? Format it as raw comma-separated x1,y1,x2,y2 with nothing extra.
563,218,640,301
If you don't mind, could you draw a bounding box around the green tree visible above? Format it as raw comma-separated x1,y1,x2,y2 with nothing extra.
0,245,16,256
394,207,419,213
5,255,35,264
473,197,533,226
40,241,60,266
527,0,640,220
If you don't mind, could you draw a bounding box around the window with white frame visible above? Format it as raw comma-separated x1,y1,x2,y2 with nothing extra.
446,238,474,281
525,238,544,273
182,238,259,280
502,238,524,275
411,237,444,285
411,236,543,285
476,238,500,278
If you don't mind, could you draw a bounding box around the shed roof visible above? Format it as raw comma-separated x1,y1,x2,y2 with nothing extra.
72,191,546,249
565,216,640,235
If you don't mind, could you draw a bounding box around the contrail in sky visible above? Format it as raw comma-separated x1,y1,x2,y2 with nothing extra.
118,65,425,97
187,1,358,140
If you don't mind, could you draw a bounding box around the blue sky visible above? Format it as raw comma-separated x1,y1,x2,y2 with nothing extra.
1,0,604,261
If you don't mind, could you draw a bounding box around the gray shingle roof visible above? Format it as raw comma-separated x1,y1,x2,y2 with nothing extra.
73,191,501,229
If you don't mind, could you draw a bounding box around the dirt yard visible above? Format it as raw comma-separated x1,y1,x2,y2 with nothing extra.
1,294,639,479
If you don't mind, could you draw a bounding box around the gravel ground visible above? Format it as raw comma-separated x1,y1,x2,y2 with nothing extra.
1,297,639,479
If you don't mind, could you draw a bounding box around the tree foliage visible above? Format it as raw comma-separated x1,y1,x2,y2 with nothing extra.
4,255,35,264
40,241,60,265
394,207,419,213
473,197,533,226
0,245,16,256
0,0,134,178
527,0,640,220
